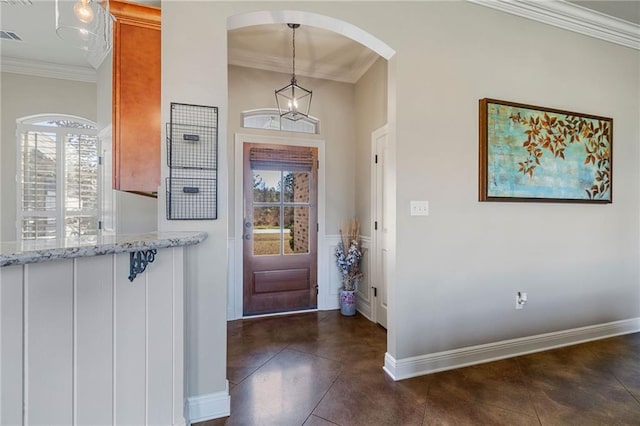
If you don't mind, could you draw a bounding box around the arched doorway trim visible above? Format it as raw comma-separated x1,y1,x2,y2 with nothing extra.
227,10,396,59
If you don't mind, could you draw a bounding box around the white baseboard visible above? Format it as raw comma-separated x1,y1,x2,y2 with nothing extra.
186,382,231,424
384,318,640,381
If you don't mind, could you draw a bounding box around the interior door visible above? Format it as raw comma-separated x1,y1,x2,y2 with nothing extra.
243,143,318,316
373,126,389,328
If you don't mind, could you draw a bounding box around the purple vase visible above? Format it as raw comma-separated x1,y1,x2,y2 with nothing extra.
340,289,356,316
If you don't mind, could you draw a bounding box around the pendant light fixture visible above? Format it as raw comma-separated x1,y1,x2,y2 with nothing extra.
55,0,111,56
275,23,312,122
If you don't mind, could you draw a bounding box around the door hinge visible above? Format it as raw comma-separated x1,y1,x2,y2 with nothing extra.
374,221,378,231
98,156,103,166
317,159,319,168
372,286,377,297
98,220,103,230
317,223,319,232
375,154,378,164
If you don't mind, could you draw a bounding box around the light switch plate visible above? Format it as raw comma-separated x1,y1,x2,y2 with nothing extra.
410,201,429,216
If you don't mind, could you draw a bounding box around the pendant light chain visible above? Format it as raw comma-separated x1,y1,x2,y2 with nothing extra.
275,23,311,121
291,25,296,84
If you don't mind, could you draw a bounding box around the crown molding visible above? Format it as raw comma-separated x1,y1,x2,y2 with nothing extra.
467,0,640,51
228,47,377,84
0,57,97,82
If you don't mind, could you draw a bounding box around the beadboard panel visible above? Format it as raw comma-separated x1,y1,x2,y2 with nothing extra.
147,249,175,426
171,248,185,426
0,248,186,425
76,256,114,425
26,260,74,425
0,265,24,426
115,253,147,425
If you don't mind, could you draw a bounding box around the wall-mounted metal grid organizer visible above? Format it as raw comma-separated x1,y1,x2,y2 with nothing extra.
166,103,218,220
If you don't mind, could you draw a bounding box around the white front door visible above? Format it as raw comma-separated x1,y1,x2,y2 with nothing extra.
372,125,389,328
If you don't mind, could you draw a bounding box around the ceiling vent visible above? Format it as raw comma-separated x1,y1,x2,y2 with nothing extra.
0,30,22,41
0,0,33,5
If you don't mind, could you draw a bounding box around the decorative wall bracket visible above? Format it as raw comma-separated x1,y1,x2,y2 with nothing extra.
129,249,158,282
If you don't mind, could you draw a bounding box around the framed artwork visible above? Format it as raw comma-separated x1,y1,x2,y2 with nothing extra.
479,98,613,203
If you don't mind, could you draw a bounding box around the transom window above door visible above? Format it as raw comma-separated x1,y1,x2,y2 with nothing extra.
242,109,319,134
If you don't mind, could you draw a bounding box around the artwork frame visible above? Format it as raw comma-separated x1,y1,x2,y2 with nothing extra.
479,98,613,203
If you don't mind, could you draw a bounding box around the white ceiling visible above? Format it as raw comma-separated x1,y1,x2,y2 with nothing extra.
568,0,640,24
1,1,638,83
228,24,378,84
0,1,376,83
0,0,89,67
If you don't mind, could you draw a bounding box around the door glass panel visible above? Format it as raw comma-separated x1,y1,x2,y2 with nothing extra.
253,206,281,256
283,171,310,203
284,206,309,254
253,170,281,203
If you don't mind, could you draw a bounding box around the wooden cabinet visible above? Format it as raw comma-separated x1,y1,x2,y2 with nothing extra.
111,0,161,193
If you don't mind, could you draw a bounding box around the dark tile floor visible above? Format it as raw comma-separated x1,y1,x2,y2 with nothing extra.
199,311,640,426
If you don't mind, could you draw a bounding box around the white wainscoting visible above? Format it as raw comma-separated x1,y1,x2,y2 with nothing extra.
383,318,640,381
356,236,372,320
0,249,186,426
227,235,372,319
227,238,236,320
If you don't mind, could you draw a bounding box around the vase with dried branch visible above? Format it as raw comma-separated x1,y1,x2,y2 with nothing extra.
335,218,363,292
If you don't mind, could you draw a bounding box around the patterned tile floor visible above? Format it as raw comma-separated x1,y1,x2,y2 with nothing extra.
198,311,640,425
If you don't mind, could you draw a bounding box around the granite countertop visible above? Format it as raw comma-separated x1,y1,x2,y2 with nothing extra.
0,231,207,267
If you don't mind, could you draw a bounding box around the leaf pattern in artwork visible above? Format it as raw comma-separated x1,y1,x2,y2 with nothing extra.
509,112,611,199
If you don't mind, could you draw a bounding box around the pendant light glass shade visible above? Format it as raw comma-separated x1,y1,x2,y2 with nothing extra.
275,23,312,122
55,0,111,52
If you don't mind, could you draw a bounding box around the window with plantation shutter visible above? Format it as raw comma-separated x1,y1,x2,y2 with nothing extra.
17,115,100,241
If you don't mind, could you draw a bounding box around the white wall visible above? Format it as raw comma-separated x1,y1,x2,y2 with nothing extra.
0,72,97,242
353,57,387,320
115,191,158,234
97,51,113,130
160,2,231,403
162,1,640,417
355,56,387,236
390,2,639,360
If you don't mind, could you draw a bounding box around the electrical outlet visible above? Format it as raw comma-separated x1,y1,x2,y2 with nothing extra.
410,201,429,216
516,291,527,309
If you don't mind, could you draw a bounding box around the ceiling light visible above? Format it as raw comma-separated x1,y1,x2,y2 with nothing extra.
55,0,110,50
73,0,94,24
55,0,112,68
275,23,312,122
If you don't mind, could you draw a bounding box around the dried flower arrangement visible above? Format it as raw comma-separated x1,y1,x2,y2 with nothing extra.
335,218,363,291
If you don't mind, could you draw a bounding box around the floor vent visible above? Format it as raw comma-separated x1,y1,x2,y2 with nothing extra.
0,30,22,41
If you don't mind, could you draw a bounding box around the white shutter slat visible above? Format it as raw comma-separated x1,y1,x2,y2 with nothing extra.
64,132,99,237
18,118,99,241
